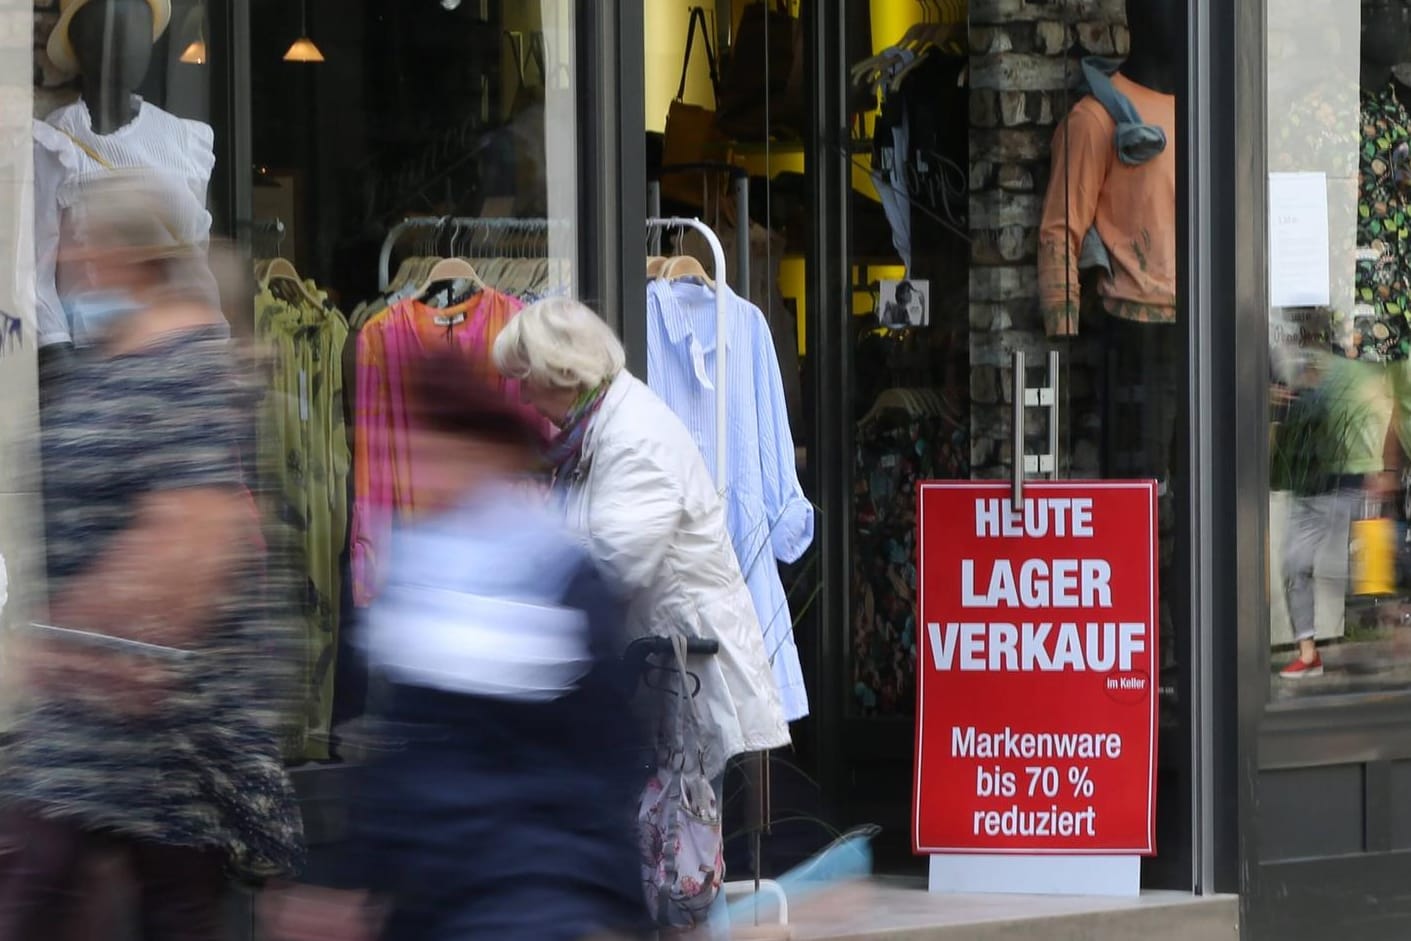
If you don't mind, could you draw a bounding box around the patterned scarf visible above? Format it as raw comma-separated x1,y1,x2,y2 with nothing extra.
546,379,613,490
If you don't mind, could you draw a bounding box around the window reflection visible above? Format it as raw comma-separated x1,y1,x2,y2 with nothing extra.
1266,0,1411,695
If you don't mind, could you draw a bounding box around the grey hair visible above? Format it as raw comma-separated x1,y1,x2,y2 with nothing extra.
493,297,626,392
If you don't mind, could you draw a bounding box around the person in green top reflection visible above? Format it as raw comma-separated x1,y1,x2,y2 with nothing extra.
1273,349,1390,679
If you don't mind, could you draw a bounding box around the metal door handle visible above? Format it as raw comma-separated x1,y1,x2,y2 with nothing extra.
1012,351,1026,509
1011,350,1062,510
1046,349,1060,484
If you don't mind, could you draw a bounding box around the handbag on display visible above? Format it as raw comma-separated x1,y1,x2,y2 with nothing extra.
715,0,804,141
662,6,724,208
637,636,724,930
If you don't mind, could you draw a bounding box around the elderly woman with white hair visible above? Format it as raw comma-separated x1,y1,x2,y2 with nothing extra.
493,297,789,783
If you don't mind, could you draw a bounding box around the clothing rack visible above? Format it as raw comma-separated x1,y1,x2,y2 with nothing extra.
250,218,287,259
648,163,751,303
647,216,787,937
646,217,728,489
377,216,569,291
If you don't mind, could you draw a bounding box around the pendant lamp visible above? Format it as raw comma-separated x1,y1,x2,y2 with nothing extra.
283,0,325,63
180,39,207,64
179,8,207,64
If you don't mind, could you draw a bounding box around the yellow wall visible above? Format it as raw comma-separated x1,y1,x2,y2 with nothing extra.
645,3,720,134
871,5,917,56
645,0,802,136
644,2,930,353
647,0,876,190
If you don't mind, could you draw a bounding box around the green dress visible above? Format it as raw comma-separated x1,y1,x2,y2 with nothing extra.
255,281,351,761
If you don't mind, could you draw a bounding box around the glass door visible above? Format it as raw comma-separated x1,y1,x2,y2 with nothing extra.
840,0,1194,886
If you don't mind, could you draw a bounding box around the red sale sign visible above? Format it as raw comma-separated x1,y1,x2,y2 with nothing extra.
912,481,1158,856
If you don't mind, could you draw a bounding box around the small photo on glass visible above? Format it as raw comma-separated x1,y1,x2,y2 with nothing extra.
879,278,929,328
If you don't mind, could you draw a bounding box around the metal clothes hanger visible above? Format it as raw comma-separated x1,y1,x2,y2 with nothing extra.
503,30,527,90
527,31,548,88
392,220,441,297
410,218,485,302
508,223,528,294
891,20,965,89
491,225,512,294
387,256,424,295
851,47,911,88
531,225,551,292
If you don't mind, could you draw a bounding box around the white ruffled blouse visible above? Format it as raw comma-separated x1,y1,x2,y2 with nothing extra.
33,96,217,348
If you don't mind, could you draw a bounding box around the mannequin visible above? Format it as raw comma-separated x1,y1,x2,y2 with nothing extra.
1035,0,1182,706
34,0,219,361
1120,1,1181,95
1036,0,1180,477
69,0,154,133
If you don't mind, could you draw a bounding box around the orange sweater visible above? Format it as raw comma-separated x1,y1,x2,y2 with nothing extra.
1037,73,1177,336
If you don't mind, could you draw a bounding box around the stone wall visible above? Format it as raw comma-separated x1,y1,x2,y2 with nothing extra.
968,0,1128,479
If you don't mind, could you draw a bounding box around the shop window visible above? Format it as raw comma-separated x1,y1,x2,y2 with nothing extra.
643,0,1194,883
28,0,581,764
642,0,828,876
844,1,1185,728
847,0,1193,886
643,2,820,726
848,0,972,721
245,0,580,761
33,0,219,358
639,0,1187,715
1264,0,1411,700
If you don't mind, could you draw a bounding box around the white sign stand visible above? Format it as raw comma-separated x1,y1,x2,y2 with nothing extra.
929,854,1140,897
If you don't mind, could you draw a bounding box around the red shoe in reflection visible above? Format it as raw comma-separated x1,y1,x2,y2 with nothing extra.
1279,654,1324,679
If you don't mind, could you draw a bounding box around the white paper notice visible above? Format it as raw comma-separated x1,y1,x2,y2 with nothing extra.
1269,172,1332,308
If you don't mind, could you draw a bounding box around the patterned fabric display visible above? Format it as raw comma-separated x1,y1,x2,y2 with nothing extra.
547,379,612,491
1338,83,1411,362
850,409,967,718
637,639,723,930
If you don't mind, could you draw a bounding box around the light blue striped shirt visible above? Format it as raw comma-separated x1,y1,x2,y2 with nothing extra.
646,278,814,721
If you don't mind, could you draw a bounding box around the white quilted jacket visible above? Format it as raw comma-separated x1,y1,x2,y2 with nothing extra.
562,372,790,777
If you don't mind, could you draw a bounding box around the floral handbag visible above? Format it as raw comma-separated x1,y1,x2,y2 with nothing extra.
637,636,724,930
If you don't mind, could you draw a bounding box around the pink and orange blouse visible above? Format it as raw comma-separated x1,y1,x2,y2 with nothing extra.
351,290,547,604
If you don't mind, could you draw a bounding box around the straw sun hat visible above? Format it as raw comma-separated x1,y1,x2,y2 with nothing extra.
47,0,172,78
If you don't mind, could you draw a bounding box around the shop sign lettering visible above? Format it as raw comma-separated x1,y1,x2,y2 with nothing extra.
913,481,1159,855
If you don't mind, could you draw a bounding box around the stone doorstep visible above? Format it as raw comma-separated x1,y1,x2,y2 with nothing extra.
741,880,1238,941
